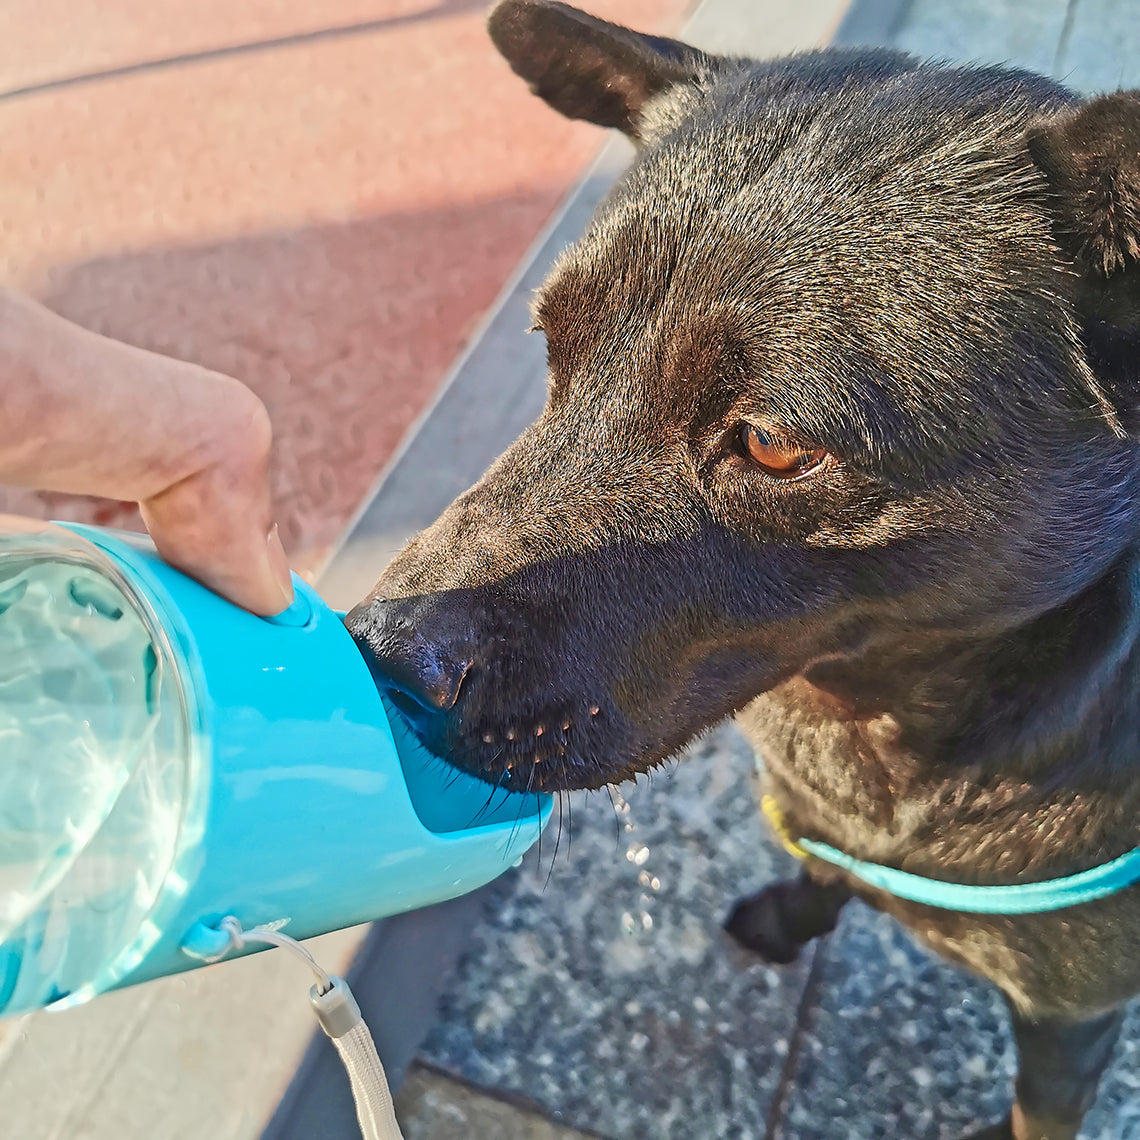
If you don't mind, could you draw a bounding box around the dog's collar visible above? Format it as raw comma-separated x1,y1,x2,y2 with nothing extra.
761,795,1140,914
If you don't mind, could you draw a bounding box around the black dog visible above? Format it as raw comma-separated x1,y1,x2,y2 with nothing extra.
347,3,1140,1136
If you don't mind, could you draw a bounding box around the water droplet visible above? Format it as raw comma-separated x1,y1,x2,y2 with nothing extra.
621,912,636,936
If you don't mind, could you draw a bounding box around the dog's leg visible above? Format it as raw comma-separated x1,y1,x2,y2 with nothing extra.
963,1002,1123,1140
722,871,850,963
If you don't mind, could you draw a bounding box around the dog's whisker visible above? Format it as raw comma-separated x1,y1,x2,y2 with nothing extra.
605,783,623,847
543,792,565,891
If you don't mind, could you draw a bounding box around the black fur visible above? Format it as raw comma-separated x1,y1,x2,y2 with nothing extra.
347,4,1140,1135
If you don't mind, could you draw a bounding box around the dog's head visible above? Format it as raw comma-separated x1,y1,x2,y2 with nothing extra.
348,0,1140,792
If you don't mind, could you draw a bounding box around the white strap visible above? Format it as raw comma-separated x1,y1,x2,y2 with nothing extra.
199,917,405,1140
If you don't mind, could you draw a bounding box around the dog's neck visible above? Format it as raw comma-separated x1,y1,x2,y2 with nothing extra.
741,553,1140,876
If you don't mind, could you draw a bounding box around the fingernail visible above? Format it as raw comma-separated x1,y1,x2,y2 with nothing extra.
267,524,295,608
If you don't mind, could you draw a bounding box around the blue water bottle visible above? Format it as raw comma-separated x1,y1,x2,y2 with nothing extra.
0,516,550,1017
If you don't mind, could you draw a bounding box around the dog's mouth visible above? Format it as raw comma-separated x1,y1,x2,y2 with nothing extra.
371,667,640,793
352,606,798,794
399,700,621,793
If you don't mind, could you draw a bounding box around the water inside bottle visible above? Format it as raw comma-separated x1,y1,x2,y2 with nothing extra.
0,536,197,1011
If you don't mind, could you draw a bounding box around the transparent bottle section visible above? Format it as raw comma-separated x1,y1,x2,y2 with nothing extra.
0,524,198,1010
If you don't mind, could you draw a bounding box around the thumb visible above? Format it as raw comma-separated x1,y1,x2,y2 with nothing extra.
140,401,295,617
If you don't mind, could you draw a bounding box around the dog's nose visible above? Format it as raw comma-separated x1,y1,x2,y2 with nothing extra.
344,598,473,713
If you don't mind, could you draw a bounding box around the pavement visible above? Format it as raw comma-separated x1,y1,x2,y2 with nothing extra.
0,0,689,575
2,1,1140,1139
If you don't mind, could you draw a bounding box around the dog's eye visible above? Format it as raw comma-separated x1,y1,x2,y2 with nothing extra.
740,424,826,478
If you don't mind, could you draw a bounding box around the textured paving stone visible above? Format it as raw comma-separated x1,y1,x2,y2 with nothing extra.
778,903,1018,1140
418,725,811,1140
783,899,1140,1139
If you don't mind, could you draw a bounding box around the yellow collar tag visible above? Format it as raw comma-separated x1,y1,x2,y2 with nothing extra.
761,795,808,861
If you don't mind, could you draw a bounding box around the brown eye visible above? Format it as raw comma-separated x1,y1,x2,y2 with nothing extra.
740,424,827,478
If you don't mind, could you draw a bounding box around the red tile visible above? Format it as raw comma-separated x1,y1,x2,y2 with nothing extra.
0,0,453,95
0,0,692,575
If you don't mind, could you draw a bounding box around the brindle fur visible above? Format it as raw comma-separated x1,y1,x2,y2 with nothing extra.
347,4,1140,1135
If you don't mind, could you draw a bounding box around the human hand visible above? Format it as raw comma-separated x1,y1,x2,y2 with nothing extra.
0,289,294,616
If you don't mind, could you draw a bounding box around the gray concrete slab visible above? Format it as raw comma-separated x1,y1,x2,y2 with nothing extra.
1055,0,1140,95
0,924,369,1140
395,1063,605,1139
890,0,1073,78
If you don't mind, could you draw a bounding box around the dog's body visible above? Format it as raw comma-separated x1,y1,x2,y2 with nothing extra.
348,4,1140,1136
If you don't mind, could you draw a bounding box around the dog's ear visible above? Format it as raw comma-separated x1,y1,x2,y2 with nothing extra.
1028,93,1140,431
488,0,713,140
1028,92,1140,277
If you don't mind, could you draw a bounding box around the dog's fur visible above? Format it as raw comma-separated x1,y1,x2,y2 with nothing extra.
347,4,1140,1136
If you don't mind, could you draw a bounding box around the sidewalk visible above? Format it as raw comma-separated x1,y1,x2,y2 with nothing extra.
0,0,689,576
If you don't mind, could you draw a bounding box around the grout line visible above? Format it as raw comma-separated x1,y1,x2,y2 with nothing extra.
0,1,484,103
1052,0,1080,78
763,938,830,1140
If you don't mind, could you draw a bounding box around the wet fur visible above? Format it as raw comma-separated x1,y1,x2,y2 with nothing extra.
348,4,1140,1135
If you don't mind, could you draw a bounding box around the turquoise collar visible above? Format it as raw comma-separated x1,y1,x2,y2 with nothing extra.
761,795,1140,915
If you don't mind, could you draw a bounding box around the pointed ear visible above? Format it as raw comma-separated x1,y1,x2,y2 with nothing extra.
1027,92,1140,277
1028,93,1140,432
487,0,714,140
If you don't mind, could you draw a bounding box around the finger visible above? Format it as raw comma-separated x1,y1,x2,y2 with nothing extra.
0,293,294,614
140,402,295,617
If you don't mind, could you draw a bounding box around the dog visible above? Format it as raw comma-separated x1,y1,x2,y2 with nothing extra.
346,3,1140,1136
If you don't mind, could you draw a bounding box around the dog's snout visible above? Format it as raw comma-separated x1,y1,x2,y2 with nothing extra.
345,598,473,714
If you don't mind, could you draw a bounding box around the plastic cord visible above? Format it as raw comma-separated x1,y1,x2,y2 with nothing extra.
331,1021,401,1140
217,916,332,993
191,916,404,1140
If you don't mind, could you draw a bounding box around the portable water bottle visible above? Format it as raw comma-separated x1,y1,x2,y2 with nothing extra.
0,516,551,1017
